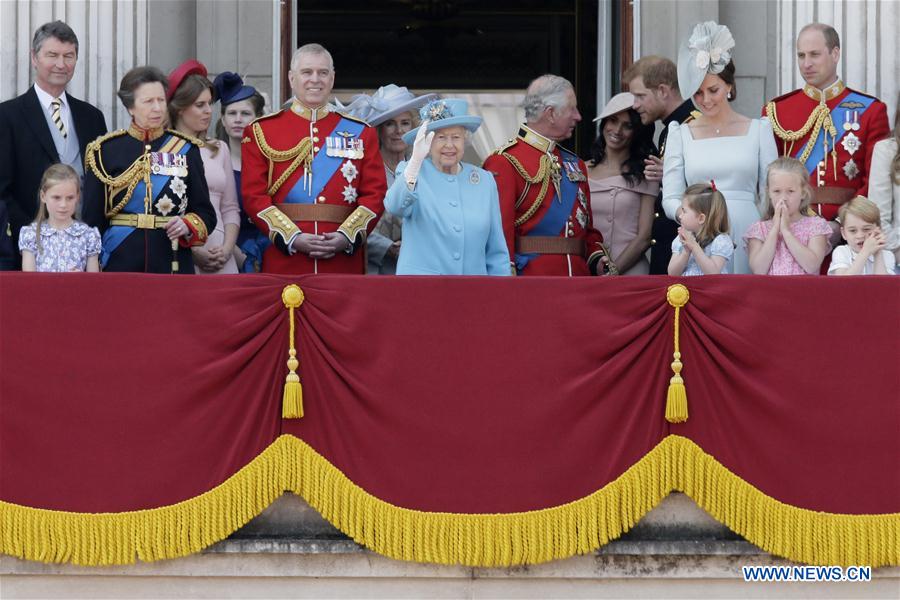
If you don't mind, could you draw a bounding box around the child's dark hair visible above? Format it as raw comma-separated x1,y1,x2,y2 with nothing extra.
682,183,730,248
34,163,80,254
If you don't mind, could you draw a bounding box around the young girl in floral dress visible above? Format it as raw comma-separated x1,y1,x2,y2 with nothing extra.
19,164,101,272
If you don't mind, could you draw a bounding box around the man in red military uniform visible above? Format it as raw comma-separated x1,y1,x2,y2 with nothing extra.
484,75,608,276
242,43,386,273
764,23,889,228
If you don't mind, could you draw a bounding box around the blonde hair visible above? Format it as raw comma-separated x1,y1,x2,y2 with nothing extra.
34,163,81,254
682,183,730,248
763,157,813,219
838,196,881,227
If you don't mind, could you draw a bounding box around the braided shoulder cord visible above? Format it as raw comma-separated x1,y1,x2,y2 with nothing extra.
84,136,152,217
499,152,554,227
252,122,313,196
766,102,836,164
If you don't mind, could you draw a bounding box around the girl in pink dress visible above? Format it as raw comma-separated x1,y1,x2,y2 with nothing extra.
744,157,831,275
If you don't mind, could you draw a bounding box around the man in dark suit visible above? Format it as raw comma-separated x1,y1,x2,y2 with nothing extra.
0,20,107,269
624,56,697,275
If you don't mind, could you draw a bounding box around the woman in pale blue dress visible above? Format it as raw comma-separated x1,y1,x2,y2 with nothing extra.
384,98,510,275
662,21,777,274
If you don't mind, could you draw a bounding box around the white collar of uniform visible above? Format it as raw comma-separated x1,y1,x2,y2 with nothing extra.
34,83,69,111
802,79,845,103
519,124,556,154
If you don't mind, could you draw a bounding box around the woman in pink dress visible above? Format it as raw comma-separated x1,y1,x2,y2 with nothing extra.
168,60,240,274
587,93,659,275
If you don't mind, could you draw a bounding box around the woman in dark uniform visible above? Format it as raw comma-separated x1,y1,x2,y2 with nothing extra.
82,66,215,273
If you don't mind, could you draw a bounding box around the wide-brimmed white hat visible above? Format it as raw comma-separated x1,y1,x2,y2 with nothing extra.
677,21,736,99
593,92,635,122
339,84,437,127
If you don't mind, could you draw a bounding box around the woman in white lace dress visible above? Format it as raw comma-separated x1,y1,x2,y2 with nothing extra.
662,21,777,274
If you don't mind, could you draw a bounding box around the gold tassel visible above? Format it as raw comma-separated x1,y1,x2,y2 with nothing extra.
281,284,305,419
665,284,690,423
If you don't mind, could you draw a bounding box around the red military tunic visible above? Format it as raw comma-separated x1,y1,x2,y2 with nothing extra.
764,80,889,221
483,126,606,276
242,102,386,274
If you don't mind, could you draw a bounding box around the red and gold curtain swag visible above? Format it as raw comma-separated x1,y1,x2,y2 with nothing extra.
0,273,897,567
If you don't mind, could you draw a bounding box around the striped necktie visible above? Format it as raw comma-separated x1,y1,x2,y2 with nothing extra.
50,98,67,139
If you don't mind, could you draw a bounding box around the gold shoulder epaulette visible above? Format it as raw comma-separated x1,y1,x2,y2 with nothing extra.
687,110,702,122
85,129,127,153
492,138,517,155
769,89,802,104
250,110,283,127
337,111,370,126
166,129,205,147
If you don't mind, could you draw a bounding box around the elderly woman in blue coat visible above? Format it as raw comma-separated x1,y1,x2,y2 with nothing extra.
384,99,511,275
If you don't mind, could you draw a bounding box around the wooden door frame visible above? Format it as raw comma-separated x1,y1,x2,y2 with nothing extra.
280,0,293,105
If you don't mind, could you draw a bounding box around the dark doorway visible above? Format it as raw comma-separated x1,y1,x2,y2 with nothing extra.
297,0,600,156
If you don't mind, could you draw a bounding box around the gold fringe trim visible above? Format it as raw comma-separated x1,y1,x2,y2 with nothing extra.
1,435,898,567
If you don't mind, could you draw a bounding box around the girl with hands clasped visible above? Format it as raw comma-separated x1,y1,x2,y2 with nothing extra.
19,164,101,272
668,182,733,276
744,157,831,275
828,196,896,275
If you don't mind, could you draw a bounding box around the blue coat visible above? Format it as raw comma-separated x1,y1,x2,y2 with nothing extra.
385,159,511,276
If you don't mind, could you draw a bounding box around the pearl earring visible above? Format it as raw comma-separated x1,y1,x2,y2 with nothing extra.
727,91,732,100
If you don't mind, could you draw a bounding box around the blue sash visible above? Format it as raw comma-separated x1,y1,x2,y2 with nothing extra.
515,152,580,272
283,117,364,204
796,91,875,173
101,135,193,267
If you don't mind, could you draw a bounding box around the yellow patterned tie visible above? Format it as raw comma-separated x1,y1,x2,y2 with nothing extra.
50,98,67,139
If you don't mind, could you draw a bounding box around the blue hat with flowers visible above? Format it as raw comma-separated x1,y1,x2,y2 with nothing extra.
213,71,257,106
401,98,483,145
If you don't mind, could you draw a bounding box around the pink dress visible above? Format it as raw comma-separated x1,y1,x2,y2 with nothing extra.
196,141,240,274
589,175,659,275
742,215,832,275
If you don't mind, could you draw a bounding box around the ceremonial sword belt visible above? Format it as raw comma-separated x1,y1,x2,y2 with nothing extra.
275,203,354,223
109,214,177,229
516,236,585,255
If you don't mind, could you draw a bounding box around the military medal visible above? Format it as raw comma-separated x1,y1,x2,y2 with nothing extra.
174,154,188,176
170,176,187,200
341,161,358,183
842,132,861,156
563,161,585,182
342,185,358,204
155,194,175,216
578,188,588,209
329,132,364,160
575,206,588,228
843,159,859,180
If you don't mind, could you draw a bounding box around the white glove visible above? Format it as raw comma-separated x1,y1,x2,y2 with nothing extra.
404,120,434,189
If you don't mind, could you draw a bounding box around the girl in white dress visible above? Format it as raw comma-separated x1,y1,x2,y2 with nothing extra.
662,21,777,274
